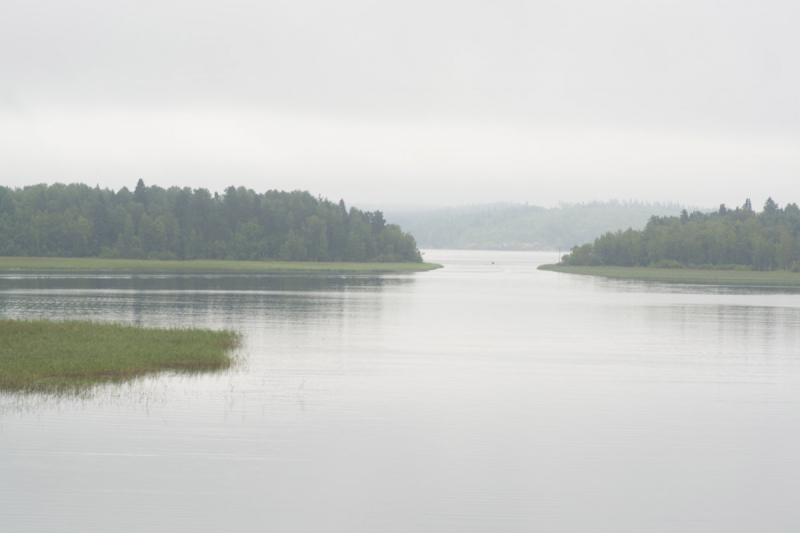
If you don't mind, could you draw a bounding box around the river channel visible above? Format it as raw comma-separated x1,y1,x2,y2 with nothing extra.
1,250,799,532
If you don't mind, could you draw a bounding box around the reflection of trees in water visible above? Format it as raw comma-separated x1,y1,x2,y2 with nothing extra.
641,304,800,369
0,272,407,330
591,276,800,296
0,272,413,292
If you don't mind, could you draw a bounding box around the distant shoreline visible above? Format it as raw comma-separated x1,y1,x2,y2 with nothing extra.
420,245,558,251
538,264,800,287
0,256,442,273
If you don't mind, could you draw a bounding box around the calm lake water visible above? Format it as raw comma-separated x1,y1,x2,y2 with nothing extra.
1,250,799,532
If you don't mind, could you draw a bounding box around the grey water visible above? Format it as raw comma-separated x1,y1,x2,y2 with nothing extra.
1,250,799,533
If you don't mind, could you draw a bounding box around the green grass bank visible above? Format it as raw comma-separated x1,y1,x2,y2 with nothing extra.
538,264,800,287
0,320,241,393
0,256,442,273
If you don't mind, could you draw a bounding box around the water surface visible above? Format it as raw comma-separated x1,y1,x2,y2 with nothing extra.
1,250,799,532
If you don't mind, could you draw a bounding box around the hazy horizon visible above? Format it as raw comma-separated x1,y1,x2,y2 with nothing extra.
2,1,798,210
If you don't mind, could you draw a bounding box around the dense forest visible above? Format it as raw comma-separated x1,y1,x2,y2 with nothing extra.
0,181,422,263
386,201,685,250
561,198,800,271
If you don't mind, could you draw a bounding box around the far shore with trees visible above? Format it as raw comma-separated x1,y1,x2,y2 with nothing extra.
0,180,440,272
541,198,800,286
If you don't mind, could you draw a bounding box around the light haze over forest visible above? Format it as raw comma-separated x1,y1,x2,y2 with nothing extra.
1,1,798,208
386,201,689,250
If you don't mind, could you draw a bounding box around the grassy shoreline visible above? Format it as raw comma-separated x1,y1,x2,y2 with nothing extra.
0,256,442,273
0,319,241,393
538,264,800,287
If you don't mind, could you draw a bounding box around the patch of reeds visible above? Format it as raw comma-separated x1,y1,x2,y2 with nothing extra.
0,319,241,393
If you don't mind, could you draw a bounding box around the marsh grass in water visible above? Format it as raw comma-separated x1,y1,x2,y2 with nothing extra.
0,319,241,393
539,264,800,287
0,256,442,273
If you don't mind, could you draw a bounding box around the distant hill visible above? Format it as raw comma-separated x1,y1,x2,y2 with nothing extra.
385,201,689,250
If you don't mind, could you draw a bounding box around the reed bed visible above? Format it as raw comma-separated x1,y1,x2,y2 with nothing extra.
0,319,241,393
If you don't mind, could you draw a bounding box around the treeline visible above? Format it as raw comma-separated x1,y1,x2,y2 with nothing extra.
562,198,800,271
0,181,422,263
386,201,685,250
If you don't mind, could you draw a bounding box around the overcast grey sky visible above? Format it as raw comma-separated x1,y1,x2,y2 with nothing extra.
1,0,798,208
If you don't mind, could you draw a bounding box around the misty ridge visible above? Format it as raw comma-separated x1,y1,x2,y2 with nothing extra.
385,200,699,251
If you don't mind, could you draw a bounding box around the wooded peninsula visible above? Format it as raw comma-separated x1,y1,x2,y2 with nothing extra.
0,181,423,264
559,198,800,272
